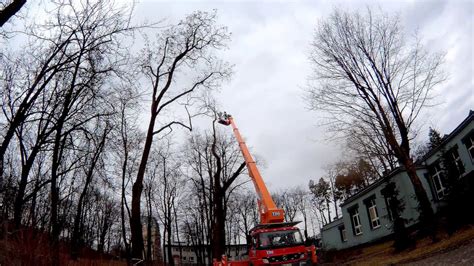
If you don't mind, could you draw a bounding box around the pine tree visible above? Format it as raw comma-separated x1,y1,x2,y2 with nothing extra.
428,128,443,150
381,180,412,251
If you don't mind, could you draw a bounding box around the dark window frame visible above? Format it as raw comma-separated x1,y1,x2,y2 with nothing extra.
338,225,347,242
383,197,393,221
428,161,447,200
348,205,363,236
461,130,474,163
363,195,381,230
446,145,465,177
381,186,394,221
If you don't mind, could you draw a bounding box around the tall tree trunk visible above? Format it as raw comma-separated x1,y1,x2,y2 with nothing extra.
0,113,25,187
212,190,225,260
210,119,224,260
326,199,331,222
121,184,130,263
131,111,156,260
302,211,308,238
173,202,183,261
98,214,110,253
386,127,436,238
28,179,39,226
166,218,173,266
146,189,152,261
50,128,63,266
403,157,436,238
70,177,92,257
119,108,131,262
71,128,108,259
330,180,339,219
13,140,44,228
50,51,81,265
162,229,167,265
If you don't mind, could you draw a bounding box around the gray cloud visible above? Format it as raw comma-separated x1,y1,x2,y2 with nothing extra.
135,0,473,190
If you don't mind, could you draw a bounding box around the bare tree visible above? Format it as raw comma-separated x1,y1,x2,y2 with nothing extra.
307,8,445,233
112,88,142,262
150,146,182,266
347,122,398,175
184,133,214,264
70,122,111,259
96,194,119,254
290,186,311,237
130,10,231,259
182,118,246,261
309,178,331,225
1,2,142,263
209,118,246,260
273,190,298,222
322,163,345,219
1,0,133,228
233,190,258,240
0,24,75,184
12,90,59,228
46,2,133,262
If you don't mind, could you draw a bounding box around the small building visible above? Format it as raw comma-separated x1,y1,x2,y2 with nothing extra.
321,110,474,250
142,216,162,262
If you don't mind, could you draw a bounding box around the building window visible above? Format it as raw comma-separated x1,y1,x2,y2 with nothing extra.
448,147,465,176
182,256,186,261
381,185,397,221
365,198,381,229
338,226,347,242
190,257,194,261
349,207,363,236
383,196,393,221
463,133,474,162
430,163,447,199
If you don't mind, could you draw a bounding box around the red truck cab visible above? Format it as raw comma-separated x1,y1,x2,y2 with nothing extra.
247,222,314,265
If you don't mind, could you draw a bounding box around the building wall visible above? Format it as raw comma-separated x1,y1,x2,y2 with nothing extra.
422,113,474,206
339,182,392,248
424,119,474,173
320,218,346,250
322,169,428,250
142,218,161,261
321,112,474,250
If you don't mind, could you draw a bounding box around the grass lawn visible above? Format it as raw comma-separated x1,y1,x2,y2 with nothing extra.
325,225,474,265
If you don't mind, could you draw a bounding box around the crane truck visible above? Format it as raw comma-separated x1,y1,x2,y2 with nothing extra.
214,113,317,266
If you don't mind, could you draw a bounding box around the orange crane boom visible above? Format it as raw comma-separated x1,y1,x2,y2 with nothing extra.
218,113,285,224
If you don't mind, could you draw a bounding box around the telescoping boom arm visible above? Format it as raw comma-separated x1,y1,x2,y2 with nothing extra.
218,113,285,224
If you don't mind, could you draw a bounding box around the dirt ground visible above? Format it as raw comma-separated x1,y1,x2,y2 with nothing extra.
405,237,474,265
321,225,474,265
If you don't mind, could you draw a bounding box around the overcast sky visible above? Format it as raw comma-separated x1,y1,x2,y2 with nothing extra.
130,0,473,191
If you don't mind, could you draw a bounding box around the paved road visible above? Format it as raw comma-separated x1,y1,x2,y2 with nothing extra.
406,238,474,265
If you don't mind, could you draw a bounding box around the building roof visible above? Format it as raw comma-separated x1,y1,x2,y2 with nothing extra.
322,217,344,230
340,165,426,207
340,110,473,208
420,110,474,162
339,167,405,207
